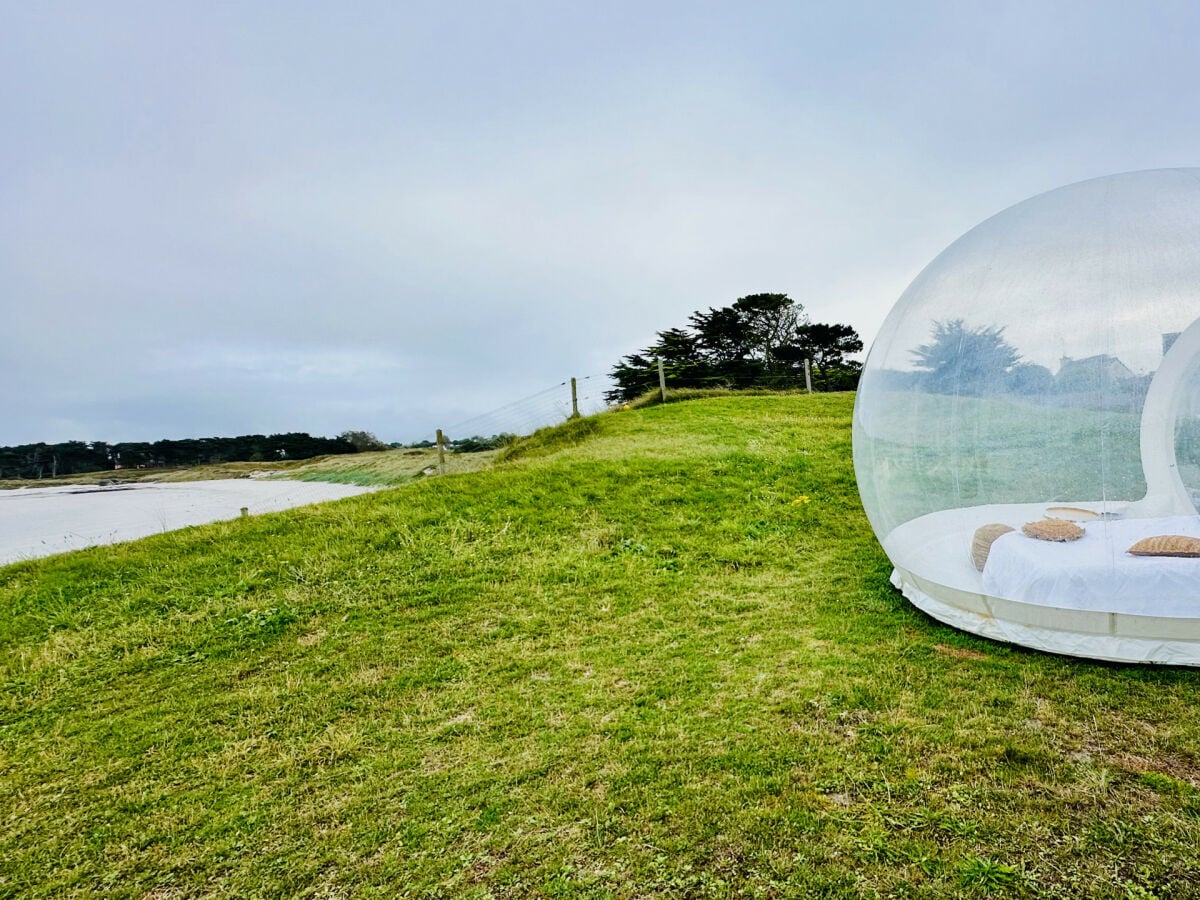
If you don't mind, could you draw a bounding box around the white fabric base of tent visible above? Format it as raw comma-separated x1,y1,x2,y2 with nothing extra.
983,515,1200,613
882,503,1200,666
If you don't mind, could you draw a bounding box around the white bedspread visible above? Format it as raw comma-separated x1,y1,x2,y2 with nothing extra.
982,515,1200,614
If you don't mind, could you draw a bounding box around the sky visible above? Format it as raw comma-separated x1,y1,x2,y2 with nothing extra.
5,0,1200,445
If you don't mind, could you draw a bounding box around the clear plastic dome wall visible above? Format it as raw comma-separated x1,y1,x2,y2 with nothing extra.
853,169,1200,665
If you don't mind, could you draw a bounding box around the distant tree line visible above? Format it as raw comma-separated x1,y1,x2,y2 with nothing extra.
393,435,516,453
0,432,370,480
606,293,863,403
909,319,1151,408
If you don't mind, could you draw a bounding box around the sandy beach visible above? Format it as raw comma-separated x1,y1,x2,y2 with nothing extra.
0,479,376,567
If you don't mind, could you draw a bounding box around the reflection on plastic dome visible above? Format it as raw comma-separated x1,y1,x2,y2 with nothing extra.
852,168,1200,665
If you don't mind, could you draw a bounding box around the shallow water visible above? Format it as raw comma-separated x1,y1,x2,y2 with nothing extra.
0,479,375,566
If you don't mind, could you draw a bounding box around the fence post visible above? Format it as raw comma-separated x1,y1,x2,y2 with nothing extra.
657,357,667,403
436,429,446,474
804,359,813,394
570,377,580,418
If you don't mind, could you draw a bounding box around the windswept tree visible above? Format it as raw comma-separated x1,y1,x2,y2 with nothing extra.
648,327,709,385
606,294,863,402
740,293,808,369
911,320,1020,395
608,327,712,400
689,293,804,370
778,322,865,390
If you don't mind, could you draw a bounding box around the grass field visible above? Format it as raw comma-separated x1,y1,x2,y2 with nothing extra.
3,393,1200,898
855,390,1146,531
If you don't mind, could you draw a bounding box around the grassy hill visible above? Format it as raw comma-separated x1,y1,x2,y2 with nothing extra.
2,393,1199,898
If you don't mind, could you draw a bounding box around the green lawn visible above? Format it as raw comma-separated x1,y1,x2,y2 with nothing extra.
856,390,1146,530
2,393,1199,898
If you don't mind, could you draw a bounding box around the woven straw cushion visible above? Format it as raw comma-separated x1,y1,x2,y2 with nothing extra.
1127,535,1200,558
1022,519,1085,542
971,523,1015,571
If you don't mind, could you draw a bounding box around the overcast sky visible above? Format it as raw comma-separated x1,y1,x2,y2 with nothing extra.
5,1,1200,444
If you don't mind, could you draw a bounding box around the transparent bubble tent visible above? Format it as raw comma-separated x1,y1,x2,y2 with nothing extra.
853,168,1200,665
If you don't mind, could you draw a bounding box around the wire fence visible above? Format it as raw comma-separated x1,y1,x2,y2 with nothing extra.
614,359,857,396
421,360,850,459
429,374,613,448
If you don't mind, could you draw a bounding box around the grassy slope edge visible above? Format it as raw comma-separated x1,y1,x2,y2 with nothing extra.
1,393,1199,899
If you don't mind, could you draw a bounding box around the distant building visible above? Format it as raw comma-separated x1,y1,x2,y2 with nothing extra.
1054,354,1147,411
1056,354,1137,391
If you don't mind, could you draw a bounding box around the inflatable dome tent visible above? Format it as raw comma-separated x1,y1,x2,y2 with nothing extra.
853,168,1200,665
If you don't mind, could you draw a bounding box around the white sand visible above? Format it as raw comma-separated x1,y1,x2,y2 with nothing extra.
0,479,377,567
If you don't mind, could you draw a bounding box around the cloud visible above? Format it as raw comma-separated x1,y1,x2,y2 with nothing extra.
5,2,1200,444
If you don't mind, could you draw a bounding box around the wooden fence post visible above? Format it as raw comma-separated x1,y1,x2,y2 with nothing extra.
436,429,446,474
657,357,667,403
570,377,580,418
804,359,813,394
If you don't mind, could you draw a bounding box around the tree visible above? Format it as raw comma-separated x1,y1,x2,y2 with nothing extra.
607,354,658,405
607,327,712,401
911,320,1020,395
689,293,805,370
1007,362,1054,395
453,434,517,453
654,327,705,368
777,322,864,390
738,293,807,369
338,430,390,452
605,293,864,402
790,323,863,370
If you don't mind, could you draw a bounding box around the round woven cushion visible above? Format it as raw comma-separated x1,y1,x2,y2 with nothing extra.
972,523,1015,571
1022,519,1085,542
1127,535,1200,557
